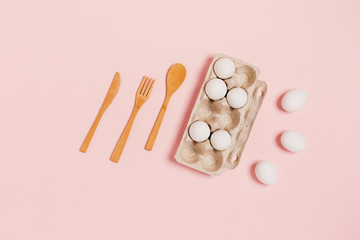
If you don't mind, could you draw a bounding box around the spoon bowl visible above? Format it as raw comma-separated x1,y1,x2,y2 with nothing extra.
166,63,186,95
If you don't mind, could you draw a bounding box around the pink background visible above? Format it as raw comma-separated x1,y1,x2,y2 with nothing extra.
0,0,359,239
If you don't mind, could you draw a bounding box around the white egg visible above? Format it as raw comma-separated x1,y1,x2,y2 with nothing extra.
213,58,235,79
226,88,248,108
255,160,278,185
281,89,308,112
280,130,307,152
205,78,227,100
210,129,231,151
188,121,211,142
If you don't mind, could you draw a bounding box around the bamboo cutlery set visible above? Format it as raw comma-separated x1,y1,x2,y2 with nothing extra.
80,63,187,163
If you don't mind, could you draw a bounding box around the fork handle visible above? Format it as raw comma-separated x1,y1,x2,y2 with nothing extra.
110,107,139,163
145,96,170,151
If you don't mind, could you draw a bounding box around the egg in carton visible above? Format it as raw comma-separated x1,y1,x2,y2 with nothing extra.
175,53,267,176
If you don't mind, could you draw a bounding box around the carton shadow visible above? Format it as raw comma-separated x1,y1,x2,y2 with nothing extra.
167,57,214,177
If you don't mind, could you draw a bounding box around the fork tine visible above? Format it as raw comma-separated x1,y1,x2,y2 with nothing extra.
138,76,147,94
142,78,152,96
145,79,155,97
141,77,151,95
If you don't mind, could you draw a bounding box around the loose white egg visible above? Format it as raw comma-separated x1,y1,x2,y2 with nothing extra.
210,129,231,151
226,88,248,108
280,130,307,152
205,78,228,100
188,121,211,142
281,89,308,112
213,58,235,79
255,160,278,185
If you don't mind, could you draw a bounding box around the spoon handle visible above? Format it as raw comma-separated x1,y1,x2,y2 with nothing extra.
145,97,170,151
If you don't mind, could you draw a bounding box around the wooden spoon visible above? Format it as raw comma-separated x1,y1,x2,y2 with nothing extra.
145,63,186,150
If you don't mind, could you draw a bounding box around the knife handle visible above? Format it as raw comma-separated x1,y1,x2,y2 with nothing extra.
80,105,106,153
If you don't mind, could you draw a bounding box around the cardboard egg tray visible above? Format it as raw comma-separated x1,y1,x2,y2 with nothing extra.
175,53,267,176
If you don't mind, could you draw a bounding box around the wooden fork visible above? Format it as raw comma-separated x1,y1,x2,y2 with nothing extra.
110,76,155,163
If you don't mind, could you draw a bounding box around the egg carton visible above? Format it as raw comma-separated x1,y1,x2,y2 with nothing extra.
175,53,267,176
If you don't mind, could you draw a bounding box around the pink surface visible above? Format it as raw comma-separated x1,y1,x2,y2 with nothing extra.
0,0,359,239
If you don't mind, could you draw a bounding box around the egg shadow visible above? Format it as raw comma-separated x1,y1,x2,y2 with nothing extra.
250,161,263,185
276,90,291,112
275,130,293,155
167,56,214,178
